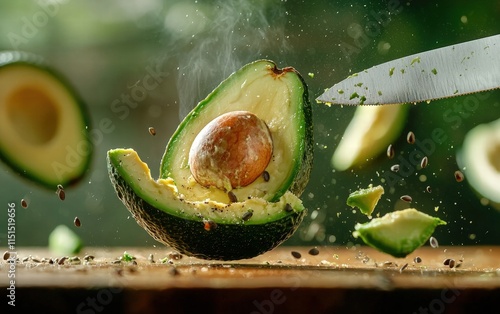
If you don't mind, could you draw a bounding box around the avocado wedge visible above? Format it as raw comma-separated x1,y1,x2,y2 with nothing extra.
0,51,92,188
347,184,384,216
353,208,447,258
108,60,313,260
332,104,408,171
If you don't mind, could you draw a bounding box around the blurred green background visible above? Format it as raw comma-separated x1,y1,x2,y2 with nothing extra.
0,0,499,249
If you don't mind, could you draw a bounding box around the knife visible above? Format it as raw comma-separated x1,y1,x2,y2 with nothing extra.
316,34,500,106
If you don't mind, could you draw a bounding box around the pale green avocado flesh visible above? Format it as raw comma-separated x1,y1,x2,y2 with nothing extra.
0,51,92,188
332,104,408,171
458,117,500,204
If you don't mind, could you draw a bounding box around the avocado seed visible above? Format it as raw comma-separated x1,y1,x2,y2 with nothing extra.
188,111,273,190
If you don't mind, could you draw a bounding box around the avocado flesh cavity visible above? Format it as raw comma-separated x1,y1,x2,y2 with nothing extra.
107,60,313,260
0,51,92,188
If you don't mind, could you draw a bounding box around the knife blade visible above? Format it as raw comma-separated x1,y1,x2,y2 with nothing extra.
316,34,500,105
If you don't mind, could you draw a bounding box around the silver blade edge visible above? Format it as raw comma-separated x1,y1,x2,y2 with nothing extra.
316,34,500,105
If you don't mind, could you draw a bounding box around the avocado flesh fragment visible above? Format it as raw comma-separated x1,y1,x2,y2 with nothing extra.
48,224,83,256
161,60,313,203
353,208,447,258
347,184,384,216
107,148,306,260
332,104,408,171
0,51,92,188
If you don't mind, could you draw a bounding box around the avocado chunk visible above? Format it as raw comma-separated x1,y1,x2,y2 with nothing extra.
0,51,92,188
347,184,384,216
107,60,313,260
332,104,408,171
353,208,447,258
458,117,500,204
48,224,83,256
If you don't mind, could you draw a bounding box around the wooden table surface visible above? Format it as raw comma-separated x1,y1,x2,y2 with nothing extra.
1,245,500,313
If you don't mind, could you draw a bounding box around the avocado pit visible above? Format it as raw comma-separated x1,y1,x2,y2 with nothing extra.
188,110,273,191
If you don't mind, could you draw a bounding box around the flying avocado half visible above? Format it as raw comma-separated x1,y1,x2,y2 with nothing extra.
0,51,92,189
107,60,314,260
458,117,500,205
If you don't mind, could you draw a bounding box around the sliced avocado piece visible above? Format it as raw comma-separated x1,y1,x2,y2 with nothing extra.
353,208,447,258
48,224,83,256
107,60,313,260
0,51,92,188
161,60,313,203
332,104,409,171
347,184,384,216
457,117,500,204
107,148,306,260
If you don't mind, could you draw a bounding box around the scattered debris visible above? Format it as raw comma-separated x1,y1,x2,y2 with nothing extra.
308,247,320,256
429,236,439,248
400,195,412,203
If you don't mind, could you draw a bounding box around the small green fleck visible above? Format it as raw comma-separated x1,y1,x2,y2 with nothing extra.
400,69,405,74
355,82,363,87
159,257,169,264
378,91,383,96
411,57,421,65
348,73,359,78
308,72,315,78
454,89,459,94
121,251,135,262
359,96,367,105
431,68,438,75
349,92,359,100
338,89,344,94
389,67,395,76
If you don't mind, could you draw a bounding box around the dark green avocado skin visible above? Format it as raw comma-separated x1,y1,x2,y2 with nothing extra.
289,66,314,197
108,156,306,261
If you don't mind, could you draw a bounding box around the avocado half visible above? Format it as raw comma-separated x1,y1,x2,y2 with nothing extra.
107,60,313,260
0,51,92,188
458,117,500,204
